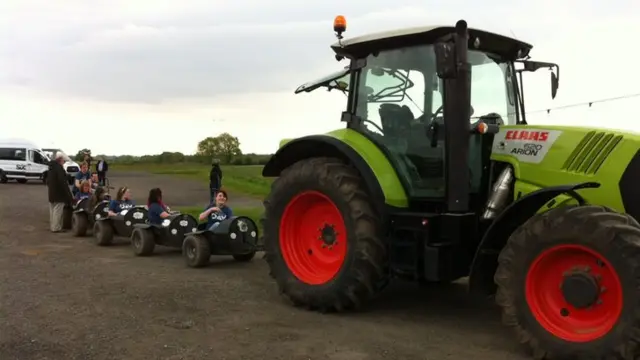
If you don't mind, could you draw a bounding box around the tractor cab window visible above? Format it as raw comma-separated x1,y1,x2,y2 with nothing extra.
355,44,445,197
354,45,516,198
430,51,516,126
469,52,516,125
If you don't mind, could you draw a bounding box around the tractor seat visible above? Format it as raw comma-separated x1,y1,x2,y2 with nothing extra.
378,103,414,137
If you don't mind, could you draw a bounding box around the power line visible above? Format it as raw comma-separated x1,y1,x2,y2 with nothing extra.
526,92,640,115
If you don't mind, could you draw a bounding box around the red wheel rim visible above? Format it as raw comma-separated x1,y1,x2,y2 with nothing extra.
525,244,623,342
279,191,347,285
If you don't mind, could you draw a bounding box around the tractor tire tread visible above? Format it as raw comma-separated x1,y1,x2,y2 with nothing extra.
495,205,640,360
262,157,387,313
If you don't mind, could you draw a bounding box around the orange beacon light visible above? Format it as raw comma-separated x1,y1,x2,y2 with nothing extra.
333,15,347,36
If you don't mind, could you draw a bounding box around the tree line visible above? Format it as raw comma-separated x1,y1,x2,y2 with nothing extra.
74,133,273,166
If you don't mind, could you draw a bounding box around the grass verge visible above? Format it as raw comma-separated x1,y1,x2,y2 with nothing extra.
110,163,271,199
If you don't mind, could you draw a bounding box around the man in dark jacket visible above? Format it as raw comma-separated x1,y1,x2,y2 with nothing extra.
209,159,223,203
47,152,73,232
95,157,109,186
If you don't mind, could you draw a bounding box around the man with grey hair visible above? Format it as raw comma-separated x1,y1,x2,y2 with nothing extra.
47,151,73,232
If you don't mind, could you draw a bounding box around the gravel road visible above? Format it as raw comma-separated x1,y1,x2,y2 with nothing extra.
0,173,531,360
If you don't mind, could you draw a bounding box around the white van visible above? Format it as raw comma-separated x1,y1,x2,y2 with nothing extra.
0,139,50,184
42,148,80,184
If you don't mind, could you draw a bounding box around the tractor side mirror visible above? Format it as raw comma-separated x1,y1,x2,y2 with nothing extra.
551,72,559,99
435,42,457,79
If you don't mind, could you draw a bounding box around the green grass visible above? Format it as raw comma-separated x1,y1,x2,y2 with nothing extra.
111,163,272,199
177,206,264,233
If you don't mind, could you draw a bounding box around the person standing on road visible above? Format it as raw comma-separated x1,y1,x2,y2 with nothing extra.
209,159,223,203
47,152,73,233
95,157,108,186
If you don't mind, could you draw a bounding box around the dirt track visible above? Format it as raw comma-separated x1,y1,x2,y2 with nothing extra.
0,172,530,360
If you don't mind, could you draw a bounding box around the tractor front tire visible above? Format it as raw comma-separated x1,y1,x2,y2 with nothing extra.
495,205,640,360
263,157,387,312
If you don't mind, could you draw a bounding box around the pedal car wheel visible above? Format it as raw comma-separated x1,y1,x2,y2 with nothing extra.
233,251,256,262
131,228,155,256
93,221,114,246
72,213,88,237
183,235,211,268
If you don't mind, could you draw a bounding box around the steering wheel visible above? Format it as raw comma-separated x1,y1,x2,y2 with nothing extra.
363,119,385,134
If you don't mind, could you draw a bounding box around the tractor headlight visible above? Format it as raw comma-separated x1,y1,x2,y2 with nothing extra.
162,219,171,227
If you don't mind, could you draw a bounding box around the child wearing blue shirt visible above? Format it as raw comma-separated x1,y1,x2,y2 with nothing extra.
199,190,233,230
74,180,92,202
73,162,91,196
107,186,135,216
147,187,171,225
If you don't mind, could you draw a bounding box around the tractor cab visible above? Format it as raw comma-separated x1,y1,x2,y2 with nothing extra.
296,18,559,213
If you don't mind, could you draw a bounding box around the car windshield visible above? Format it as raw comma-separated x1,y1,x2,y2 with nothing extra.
43,149,71,162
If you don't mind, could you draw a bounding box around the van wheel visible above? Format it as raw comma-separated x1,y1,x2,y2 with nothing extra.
0,172,7,184
17,179,27,184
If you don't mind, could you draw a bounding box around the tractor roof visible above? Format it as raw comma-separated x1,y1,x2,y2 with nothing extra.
331,25,532,60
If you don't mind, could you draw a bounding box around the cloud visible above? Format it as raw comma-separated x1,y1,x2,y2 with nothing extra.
1,0,639,124
5,0,628,104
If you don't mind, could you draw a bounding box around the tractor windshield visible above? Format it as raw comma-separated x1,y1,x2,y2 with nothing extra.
353,43,517,197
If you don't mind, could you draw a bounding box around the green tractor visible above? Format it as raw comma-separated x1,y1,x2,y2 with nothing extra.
261,16,640,359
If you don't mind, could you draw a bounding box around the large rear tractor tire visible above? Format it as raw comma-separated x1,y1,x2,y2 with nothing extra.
263,157,387,312
495,205,640,360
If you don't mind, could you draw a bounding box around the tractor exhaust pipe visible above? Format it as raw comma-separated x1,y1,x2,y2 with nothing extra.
482,167,514,220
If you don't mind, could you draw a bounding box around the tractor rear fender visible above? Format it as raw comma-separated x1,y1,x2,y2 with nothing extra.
468,181,601,296
263,135,387,214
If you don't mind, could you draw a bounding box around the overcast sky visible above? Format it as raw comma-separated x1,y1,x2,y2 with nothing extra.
1,0,639,155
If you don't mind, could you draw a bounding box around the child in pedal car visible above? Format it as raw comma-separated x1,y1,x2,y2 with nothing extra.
199,190,233,231
74,180,92,202
107,186,135,216
147,187,172,225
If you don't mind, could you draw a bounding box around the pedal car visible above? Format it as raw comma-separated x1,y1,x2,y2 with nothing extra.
130,212,198,256
93,206,149,246
71,199,109,237
181,216,260,267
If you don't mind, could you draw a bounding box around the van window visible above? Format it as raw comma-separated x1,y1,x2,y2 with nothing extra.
0,148,26,161
30,150,48,165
